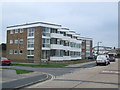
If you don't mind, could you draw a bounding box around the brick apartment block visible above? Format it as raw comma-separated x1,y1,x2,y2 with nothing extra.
6,22,93,63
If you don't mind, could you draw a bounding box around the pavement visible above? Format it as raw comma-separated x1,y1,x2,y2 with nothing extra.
26,59,119,88
2,71,52,89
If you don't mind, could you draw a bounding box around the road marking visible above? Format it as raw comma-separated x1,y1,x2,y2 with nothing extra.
101,70,120,75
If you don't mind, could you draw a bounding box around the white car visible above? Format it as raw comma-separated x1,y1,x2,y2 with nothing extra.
96,55,110,66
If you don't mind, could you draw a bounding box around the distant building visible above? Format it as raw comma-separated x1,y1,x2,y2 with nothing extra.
79,37,93,59
93,46,112,55
0,43,6,57
6,21,93,63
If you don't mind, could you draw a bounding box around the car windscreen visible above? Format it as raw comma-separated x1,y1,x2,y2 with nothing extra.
97,55,106,60
1,57,8,60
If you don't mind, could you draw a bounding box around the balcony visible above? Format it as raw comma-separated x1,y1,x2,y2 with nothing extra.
51,44,64,49
50,57,64,61
50,33,63,39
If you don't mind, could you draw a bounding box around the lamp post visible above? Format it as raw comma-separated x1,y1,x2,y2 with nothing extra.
97,42,102,55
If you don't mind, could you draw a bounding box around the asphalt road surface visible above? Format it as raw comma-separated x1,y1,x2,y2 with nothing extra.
2,61,96,76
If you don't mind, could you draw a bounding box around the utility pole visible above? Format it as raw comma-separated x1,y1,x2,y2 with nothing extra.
97,42,102,55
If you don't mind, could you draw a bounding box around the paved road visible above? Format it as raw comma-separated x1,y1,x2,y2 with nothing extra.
27,59,119,88
3,61,96,76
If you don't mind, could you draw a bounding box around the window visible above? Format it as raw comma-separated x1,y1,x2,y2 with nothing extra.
41,27,50,33
42,38,50,44
64,41,69,46
60,40,64,45
27,56,34,59
86,40,90,45
10,40,13,44
42,44,50,48
50,49,63,57
14,50,18,54
42,33,50,37
19,50,23,54
67,34,72,38
27,39,34,48
50,28,57,33
14,40,19,44
19,39,23,44
42,50,50,59
42,38,50,48
20,29,24,33
64,50,69,56
86,46,90,51
27,50,34,55
28,28,35,37
42,27,50,37
15,29,19,33
50,38,57,44
9,50,13,54
10,30,14,34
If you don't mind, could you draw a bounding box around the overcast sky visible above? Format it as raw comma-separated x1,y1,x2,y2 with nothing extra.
1,2,118,48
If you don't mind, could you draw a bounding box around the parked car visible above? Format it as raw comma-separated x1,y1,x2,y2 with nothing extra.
109,56,115,62
0,57,11,66
108,54,116,62
88,55,97,60
96,55,110,66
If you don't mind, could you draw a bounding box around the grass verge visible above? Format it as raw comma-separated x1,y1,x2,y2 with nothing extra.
2,68,33,74
12,63,68,67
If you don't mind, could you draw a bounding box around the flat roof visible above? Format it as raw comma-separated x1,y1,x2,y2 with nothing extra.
7,21,62,28
79,37,92,40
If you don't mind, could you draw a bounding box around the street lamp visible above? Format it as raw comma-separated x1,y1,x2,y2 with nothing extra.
97,42,102,55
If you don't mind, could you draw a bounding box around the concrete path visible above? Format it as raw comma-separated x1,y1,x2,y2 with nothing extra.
27,59,119,88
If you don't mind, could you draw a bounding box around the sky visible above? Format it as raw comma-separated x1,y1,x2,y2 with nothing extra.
1,2,118,48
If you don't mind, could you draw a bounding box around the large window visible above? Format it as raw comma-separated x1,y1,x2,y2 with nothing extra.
15,29,19,33
42,27,50,37
50,49,63,57
42,38,50,48
10,30,14,34
42,38,50,43
64,50,69,56
50,28,57,33
27,38,34,48
42,27,50,33
9,50,13,54
27,56,34,59
86,40,90,45
50,38,57,44
60,40,64,45
14,40,19,44
20,28,24,33
28,28,35,37
42,50,50,59
64,41,69,46
27,50,34,55
10,40,13,44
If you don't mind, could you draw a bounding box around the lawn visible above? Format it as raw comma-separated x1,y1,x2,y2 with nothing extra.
2,68,33,74
12,63,68,67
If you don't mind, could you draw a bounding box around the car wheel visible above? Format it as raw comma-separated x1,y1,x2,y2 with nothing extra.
104,62,107,66
96,63,99,66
